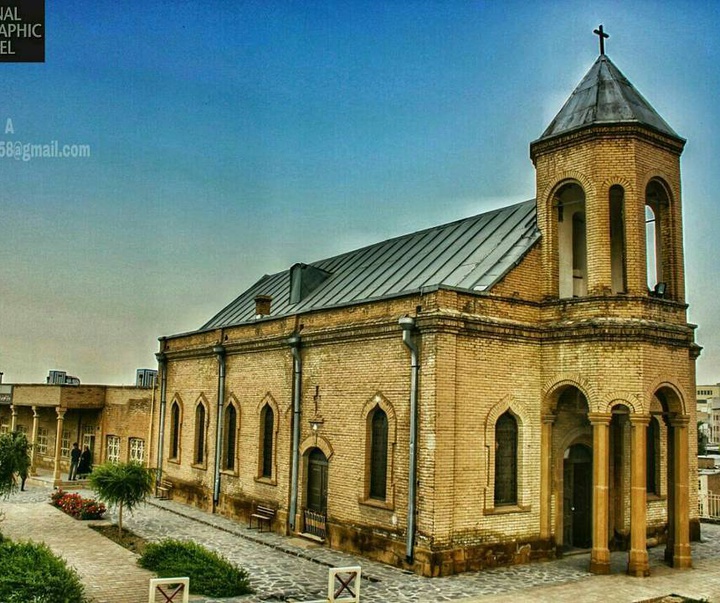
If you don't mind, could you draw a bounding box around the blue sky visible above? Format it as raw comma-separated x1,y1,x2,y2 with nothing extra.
2,0,719,384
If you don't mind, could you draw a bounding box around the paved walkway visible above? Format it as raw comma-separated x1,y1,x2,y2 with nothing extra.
2,482,720,602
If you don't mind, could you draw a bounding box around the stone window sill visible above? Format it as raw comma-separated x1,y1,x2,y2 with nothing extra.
254,476,277,486
484,504,531,515
358,497,394,511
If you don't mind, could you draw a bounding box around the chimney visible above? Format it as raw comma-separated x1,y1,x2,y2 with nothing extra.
255,295,272,317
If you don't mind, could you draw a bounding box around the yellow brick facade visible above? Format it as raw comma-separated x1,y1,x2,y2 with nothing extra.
152,62,699,578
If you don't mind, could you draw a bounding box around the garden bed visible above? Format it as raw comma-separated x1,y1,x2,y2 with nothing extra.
89,524,148,555
50,490,106,520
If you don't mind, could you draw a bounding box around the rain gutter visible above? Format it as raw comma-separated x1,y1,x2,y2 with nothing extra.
212,344,226,511
155,350,167,489
399,316,419,564
288,334,302,531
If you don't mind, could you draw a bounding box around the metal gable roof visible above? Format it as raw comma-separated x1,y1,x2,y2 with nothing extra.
200,199,540,330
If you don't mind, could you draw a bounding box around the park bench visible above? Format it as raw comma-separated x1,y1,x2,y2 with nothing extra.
156,478,173,500
248,504,275,532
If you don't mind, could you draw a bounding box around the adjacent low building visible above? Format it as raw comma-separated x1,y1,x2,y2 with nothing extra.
0,370,156,483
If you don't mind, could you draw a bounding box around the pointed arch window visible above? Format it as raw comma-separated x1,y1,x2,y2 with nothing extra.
609,185,626,293
494,411,518,506
646,417,659,495
223,403,237,471
260,404,274,478
646,180,672,297
556,183,587,298
369,408,388,500
169,401,180,460
194,402,206,465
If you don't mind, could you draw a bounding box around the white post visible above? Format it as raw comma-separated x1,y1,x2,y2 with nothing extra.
327,566,361,602
148,577,189,603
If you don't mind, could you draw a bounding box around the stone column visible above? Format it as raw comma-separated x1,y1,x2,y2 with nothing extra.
52,407,67,485
10,404,17,431
29,406,39,476
588,412,612,574
671,416,692,569
540,413,556,539
628,415,650,577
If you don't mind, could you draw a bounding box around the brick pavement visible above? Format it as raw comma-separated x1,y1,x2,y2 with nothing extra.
3,482,720,603
1,486,153,603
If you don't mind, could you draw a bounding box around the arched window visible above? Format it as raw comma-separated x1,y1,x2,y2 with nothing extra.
646,417,659,495
194,403,206,465
556,183,587,298
609,185,626,293
169,401,180,460
646,180,672,297
223,404,237,471
369,408,388,500
494,411,518,506
260,404,274,478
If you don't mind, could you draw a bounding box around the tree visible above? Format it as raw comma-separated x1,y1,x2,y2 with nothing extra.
89,461,154,535
0,431,31,498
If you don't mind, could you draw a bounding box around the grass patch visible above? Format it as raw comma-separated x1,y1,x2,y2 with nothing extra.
0,539,89,603
139,539,253,597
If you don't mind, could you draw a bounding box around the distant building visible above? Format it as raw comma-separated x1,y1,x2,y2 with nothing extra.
696,384,720,445
136,369,158,389
46,370,80,386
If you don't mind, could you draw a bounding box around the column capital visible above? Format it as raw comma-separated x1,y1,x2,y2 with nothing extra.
588,412,612,425
669,415,690,428
10,404,17,415
55,407,67,420
32,405,39,418
629,414,651,426
542,413,557,425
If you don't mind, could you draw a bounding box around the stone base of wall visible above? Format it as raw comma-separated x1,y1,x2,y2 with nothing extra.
170,481,212,511
327,520,555,577
415,538,557,577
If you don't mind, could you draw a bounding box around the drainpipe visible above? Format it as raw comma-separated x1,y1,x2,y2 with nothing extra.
288,334,302,532
212,344,226,511
399,316,419,564
155,350,167,488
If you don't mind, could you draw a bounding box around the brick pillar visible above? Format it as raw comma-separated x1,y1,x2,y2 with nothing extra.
671,416,692,569
10,404,17,431
53,407,67,485
628,415,650,577
30,406,39,476
540,413,556,539
589,412,612,574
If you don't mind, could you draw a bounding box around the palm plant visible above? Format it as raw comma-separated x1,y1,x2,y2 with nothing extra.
89,461,154,535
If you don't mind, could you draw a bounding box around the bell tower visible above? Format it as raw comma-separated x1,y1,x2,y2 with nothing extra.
530,30,686,305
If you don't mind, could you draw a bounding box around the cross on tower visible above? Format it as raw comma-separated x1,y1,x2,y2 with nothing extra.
593,24,609,55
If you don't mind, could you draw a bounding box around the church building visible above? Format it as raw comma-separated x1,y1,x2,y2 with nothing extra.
153,37,699,577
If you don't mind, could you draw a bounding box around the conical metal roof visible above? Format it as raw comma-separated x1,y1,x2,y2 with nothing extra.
537,55,682,142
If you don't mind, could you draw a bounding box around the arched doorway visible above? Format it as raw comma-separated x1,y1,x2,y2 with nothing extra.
563,443,592,549
304,448,328,539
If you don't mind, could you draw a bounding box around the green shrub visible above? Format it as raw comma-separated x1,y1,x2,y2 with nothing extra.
0,539,88,603
139,539,252,597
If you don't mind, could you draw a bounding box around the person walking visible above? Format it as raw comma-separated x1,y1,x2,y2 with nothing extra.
68,442,81,480
77,445,92,479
